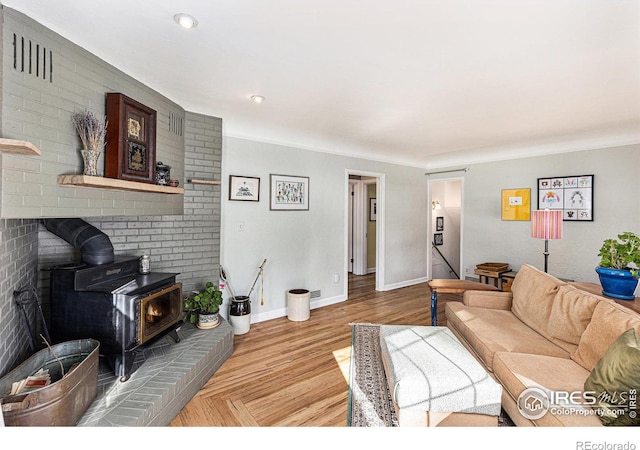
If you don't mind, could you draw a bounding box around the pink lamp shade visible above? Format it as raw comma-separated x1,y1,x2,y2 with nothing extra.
531,209,563,240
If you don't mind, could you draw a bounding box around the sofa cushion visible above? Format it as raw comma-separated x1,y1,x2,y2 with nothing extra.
511,264,566,341
571,299,640,371
463,290,512,310
584,328,640,426
446,302,570,372
493,351,602,427
546,285,601,353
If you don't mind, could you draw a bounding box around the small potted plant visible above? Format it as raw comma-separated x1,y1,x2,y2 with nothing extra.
71,110,107,176
183,282,223,329
596,231,640,300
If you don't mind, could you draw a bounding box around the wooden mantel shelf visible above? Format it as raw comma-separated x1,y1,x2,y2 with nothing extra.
57,175,185,194
188,179,221,185
0,138,41,155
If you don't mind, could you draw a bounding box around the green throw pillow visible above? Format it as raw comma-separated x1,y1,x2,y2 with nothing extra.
584,328,640,426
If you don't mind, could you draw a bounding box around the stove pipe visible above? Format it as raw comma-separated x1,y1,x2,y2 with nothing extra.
44,218,114,265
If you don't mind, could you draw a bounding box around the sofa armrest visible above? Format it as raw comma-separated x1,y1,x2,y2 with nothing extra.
463,290,513,310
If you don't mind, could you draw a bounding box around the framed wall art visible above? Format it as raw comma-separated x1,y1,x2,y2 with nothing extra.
229,175,260,201
501,188,531,221
436,216,444,231
105,93,157,184
370,198,377,221
537,175,594,221
270,174,309,211
434,233,444,246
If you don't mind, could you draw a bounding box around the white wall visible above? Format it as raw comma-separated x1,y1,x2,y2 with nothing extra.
460,144,639,283
221,137,428,323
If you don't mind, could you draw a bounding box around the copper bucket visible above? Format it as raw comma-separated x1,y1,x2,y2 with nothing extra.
0,339,99,426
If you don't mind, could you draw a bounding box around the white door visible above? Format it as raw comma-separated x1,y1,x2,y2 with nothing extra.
348,182,355,273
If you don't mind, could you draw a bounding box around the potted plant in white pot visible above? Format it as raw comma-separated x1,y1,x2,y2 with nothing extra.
596,231,640,300
183,282,223,329
71,110,107,176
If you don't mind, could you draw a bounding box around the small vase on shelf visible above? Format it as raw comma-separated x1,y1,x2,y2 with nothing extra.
81,149,100,176
72,109,107,177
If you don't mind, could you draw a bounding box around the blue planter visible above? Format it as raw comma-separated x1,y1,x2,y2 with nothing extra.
595,266,639,300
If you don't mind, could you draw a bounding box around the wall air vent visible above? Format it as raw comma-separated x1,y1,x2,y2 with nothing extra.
310,290,321,299
169,112,184,137
13,33,53,82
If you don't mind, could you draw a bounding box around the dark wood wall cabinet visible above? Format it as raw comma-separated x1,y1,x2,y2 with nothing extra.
105,93,157,184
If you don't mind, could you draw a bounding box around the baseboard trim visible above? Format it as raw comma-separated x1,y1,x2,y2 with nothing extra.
381,276,430,291
249,294,347,324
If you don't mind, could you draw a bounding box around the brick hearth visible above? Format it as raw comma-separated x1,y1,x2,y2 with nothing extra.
78,319,233,426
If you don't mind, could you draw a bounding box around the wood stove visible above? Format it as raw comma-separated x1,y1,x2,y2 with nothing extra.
45,218,183,381
50,258,183,381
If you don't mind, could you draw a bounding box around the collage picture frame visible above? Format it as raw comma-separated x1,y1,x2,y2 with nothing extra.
537,175,594,221
270,174,309,211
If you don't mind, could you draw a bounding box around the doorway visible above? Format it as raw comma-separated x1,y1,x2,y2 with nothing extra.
346,170,385,295
428,178,463,280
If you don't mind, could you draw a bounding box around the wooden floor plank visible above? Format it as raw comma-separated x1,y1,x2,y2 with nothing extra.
170,273,459,427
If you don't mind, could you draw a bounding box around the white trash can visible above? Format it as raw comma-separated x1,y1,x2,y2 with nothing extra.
287,289,310,321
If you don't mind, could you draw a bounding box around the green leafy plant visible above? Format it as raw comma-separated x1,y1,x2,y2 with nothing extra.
598,232,640,278
183,282,223,323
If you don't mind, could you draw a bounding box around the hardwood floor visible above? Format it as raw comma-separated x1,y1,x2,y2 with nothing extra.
170,273,460,427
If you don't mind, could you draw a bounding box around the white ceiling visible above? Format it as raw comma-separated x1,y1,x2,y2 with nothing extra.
4,0,640,168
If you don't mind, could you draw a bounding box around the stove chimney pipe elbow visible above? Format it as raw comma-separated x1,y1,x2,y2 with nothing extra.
44,218,114,265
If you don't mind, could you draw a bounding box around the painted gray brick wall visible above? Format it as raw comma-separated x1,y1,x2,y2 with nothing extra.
38,113,222,303
1,7,184,218
0,219,40,378
0,8,223,377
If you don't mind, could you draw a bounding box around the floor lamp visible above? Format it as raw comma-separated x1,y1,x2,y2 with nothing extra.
531,209,563,273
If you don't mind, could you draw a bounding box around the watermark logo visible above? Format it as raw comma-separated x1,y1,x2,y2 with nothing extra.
517,387,638,421
517,387,550,420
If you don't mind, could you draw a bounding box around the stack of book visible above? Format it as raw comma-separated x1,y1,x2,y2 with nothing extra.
9,368,51,395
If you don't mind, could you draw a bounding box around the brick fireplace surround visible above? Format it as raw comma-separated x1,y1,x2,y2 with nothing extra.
79,320,233,426
0,7,230,426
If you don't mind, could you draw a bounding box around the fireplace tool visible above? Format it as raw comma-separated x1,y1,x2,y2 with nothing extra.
14,286,51,352
247,259,267,306
219,265,238,300
220,259,267,305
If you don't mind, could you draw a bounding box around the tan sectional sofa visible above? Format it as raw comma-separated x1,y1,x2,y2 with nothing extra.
445,264,640,426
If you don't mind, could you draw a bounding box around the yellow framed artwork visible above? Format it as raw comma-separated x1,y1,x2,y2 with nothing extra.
501,188,531,221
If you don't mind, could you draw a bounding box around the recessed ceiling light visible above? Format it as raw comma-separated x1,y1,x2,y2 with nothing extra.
251,95,266,103
174,13,198,29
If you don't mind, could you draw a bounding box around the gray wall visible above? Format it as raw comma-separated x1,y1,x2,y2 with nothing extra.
38,113,222,299
0,219,39,378
0,7,222,377
1,7,184,218
459,144,640,284
221,137,429,323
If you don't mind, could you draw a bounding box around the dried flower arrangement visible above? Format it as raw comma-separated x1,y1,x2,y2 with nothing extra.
71,110,107,151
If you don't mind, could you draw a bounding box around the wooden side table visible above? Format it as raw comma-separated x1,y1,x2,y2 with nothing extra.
569,282,640,315
500,271,518,292
427,279,499,326
474,268,510,289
